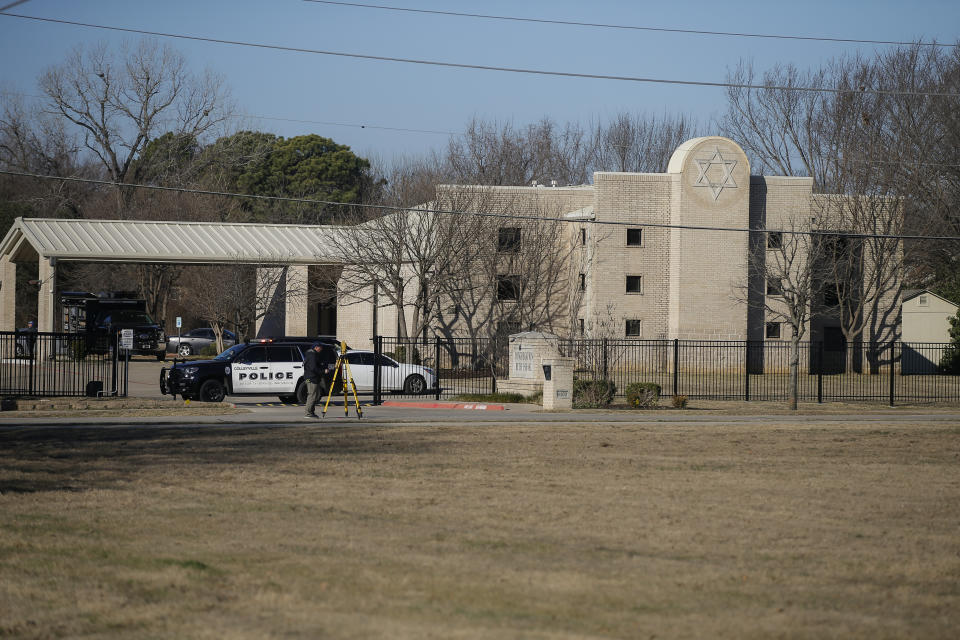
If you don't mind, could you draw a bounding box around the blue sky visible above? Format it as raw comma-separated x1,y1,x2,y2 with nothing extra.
1,0,958,166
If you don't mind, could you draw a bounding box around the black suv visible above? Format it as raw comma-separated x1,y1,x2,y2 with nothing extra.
160,338,339,403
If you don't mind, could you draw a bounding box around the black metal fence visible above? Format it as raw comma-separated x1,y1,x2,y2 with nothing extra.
374,336,960,405
0,331,129,398
375,335,506,400
565,339,959,404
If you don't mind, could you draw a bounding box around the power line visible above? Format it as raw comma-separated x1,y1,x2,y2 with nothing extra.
1,12,958,98
2,169,957,242
304,0,959,49
3,88,958,169
234,113,456,136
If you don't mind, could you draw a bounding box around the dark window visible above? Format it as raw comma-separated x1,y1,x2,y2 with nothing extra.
578,319,584,335
580,228,586,245
346,352,376,366
497,275,521,300
375,354,398,367
266,345,299,362
579,273,586,290
625,320,642,337
823,283,840,307
498,227,521,252
627,228,643,246
238,346,267,363
767,232,783,249
765,322,781,339
626,275,643,294
767,279,783,296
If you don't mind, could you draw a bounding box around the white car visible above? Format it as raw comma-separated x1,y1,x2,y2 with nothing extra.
341,350,436,394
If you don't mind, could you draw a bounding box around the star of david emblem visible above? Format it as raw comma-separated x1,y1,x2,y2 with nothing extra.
693,146,738,200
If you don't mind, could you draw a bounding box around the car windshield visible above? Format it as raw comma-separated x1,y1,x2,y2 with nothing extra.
215,344,246,361
102,310,155,324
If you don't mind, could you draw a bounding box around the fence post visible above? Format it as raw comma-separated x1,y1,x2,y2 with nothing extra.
889,341,895,407
435,335,442,400
373,336,382,406
817,340,823,404
744,340,750,401
602,338,609,381
672,338,679,397
27,331,36,397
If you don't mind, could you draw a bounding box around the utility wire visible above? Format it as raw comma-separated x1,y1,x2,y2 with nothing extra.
2,88,958,168
1,12,958,98
234,113,456,135
304,0,959,49
3,169,957,242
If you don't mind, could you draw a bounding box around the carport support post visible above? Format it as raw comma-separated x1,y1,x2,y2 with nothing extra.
0,253,15,331
36,256,56,332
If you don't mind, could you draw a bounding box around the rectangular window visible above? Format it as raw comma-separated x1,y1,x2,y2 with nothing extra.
918,295,928,306
580,228,586,246
767,232,783,249
579,273,586,290
497,275,521,300
823,283,840,307
498,227,521,253
625,319,642,337
578,318,584,335
626,275,643,294
627,228,643,246
765,322,781,339
766,278,783,296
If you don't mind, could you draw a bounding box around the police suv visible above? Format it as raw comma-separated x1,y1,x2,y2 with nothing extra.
159,337,338,403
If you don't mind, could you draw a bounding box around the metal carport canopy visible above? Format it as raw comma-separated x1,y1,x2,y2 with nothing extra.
1,217,358,264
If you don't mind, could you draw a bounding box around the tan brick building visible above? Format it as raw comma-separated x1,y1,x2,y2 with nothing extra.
338,136,901,351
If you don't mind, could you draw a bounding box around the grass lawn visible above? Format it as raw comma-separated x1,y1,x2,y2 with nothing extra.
1,420,959,638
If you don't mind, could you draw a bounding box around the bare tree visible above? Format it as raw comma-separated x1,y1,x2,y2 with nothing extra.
39,39,232,189
589,111,701,173
180,259,308,351
737,212,828,410
446,117,593,187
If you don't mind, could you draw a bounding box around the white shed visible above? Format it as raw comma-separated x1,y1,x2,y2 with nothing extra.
901,290,958,374
902,290,958,343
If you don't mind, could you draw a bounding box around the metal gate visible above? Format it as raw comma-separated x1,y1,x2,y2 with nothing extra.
372,336,506,403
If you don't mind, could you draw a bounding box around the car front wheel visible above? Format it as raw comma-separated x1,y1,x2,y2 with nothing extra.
199,379,226,403
403,374,427,394
177,343,193,357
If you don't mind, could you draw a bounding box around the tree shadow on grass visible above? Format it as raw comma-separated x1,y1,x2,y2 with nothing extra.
0,425,441,494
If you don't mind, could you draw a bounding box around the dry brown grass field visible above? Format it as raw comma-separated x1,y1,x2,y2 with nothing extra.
1,419,959,639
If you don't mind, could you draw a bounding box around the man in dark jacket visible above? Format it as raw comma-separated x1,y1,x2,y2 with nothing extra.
302,342,332,418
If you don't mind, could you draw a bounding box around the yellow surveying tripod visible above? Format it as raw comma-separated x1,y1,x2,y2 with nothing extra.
322,341,363,419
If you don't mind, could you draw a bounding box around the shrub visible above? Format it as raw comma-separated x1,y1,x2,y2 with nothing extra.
625,382,661,408
672,394,689,409
573,379,616,408
940,309,960,374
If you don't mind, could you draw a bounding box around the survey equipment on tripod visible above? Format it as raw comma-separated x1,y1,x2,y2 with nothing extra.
322,341,363,419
